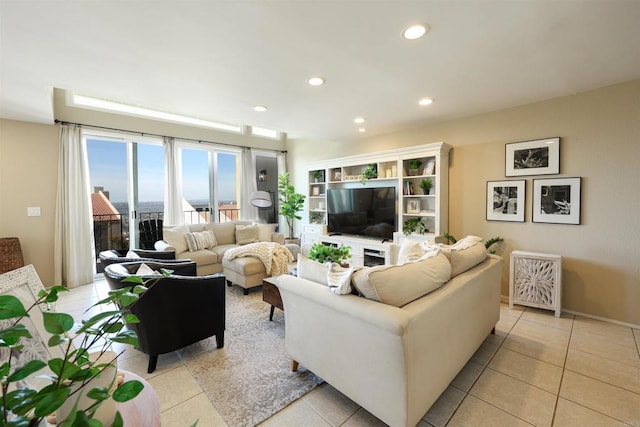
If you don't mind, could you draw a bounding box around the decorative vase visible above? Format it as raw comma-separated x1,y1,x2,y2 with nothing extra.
56,351,118,425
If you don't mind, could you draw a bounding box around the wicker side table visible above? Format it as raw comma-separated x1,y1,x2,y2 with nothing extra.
509,251,562,317
0,237,25,274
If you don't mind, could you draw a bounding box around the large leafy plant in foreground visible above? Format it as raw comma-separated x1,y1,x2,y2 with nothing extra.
0,280,148,427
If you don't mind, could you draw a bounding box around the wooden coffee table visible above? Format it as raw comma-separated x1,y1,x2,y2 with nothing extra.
262,276,283,321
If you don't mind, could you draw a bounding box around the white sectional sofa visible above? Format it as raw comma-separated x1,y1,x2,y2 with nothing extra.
275,239,502,427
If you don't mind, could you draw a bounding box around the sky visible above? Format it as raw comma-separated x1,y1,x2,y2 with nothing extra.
87,138,237,203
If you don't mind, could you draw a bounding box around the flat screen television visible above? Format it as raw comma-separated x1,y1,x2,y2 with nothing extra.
326,187,396,240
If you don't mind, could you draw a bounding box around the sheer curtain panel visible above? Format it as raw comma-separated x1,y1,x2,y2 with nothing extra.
54,124,95,287
240,147,258,220
163,137,183,224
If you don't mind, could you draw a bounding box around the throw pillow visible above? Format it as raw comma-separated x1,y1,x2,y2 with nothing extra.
185,230,217,252
297,254,329,286
163,224,190,254
351,251,452,307
327,263,354,295
125,250,141,259
255,223,277,242
396,239,424,264
448,241,487,277
136,263,161,276
235,224,259,245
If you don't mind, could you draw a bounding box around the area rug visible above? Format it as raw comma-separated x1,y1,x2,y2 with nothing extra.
179,284,323,427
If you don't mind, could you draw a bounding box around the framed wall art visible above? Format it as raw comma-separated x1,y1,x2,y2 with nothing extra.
505,137,560,177
532,177,581,224
406,200,420,214
486,180,525,222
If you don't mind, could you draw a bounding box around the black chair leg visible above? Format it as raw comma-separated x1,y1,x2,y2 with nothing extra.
147,355,158,373
243,288,249,295
216,331,224,348
226,280,232,287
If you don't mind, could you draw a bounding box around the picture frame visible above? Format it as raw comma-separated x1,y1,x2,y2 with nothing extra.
333,170,342,181
311,186,320,196
423,160,435,175
406,199,420,214
486,180,526,222
505,137,560,177
532,177,581,224
0,265,67,389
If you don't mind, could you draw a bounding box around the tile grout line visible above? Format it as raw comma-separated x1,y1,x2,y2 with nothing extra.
443,306,524,426
549,312,575,427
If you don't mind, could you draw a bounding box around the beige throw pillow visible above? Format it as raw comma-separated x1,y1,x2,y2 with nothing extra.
255,223,277,242
352,251,452,307
297,255,329,286
185,230,217,252
439,236,487,277
136,263,161,276
235,224,259,245
163,224,190,254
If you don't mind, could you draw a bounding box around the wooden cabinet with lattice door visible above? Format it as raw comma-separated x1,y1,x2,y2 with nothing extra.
509,251,562,317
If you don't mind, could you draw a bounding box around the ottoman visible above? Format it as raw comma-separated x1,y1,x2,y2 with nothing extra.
222,256,267,295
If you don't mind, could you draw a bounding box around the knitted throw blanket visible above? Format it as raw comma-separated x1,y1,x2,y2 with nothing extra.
223,242,294,276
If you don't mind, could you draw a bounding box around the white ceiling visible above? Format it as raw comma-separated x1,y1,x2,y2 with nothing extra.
2,1,640,143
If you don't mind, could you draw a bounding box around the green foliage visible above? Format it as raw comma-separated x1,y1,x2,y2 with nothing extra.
278,173,306,239
443,233,504,254
408,159,423,170
0,283,147,426
360,164,378,185
311,170,323,180
420,178,432,193
403,217,427,235
308,243,351,264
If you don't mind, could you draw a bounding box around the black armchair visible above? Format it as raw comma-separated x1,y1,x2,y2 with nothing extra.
103,261,225,373
98,248,189,271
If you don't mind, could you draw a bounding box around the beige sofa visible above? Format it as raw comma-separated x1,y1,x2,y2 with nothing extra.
154,221,284,276
275,241,502,427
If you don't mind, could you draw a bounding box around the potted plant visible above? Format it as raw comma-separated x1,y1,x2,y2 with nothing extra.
0,282,148,426
278,172,306,241
308,243,351,264
311,170,323,183
420,178,433,195
408,159,422,176
403,217,427,235
360,164,378,185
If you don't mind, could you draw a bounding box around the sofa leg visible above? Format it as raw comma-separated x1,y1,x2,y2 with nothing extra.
216,331,224,348
243,288,249,296
147,355,158,374
226,280,232,287
491,326,496,335
291,360,299,372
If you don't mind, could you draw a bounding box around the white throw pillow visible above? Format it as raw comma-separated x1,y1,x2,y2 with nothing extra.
297,255,329,286
327,263,354,295
185,230,217,252
396,239,424,264
163,224,190,254
125,250,141,259
235,224,259,245
136,263,161,276
352,251,452,307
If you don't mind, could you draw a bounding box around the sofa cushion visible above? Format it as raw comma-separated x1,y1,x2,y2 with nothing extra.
256,223,277,242
440,236,487,277
352,251,452,307
163,224,190,254
205,222,236,245
235,224,259,245
297,255,329,286
211,243,239,260
185,230,217,251
182,249,217,265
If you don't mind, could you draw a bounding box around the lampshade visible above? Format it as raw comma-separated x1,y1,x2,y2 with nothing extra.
250,191,272,208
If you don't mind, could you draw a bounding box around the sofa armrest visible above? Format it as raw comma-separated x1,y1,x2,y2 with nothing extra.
271,232,285,245
154,240,175,252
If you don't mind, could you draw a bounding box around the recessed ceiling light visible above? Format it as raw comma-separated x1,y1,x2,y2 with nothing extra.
402,24,429,40
354,117,365,124
253,105,268,112
419,98,434,106
307,76,325,86
358,128,366,133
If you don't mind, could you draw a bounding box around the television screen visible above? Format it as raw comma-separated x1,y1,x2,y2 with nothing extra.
327,187,396,239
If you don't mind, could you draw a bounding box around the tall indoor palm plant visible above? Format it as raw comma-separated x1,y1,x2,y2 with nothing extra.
278,173,306,239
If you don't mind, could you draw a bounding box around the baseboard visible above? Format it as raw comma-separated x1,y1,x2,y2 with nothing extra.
500,295,640,329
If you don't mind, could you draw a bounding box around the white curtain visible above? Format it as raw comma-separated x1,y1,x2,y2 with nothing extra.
54,124,95,288
163,136,183,225
276,152,287,234
240,147,258,220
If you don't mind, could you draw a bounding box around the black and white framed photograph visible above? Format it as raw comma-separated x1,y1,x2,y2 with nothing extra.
406,199,420,214
505,137,560,177
486,180,525,222
532,177,581,224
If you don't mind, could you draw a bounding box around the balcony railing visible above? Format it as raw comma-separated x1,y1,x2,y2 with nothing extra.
93,208,240,263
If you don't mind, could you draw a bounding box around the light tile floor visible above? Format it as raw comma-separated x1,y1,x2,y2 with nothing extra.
58,279,640,427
